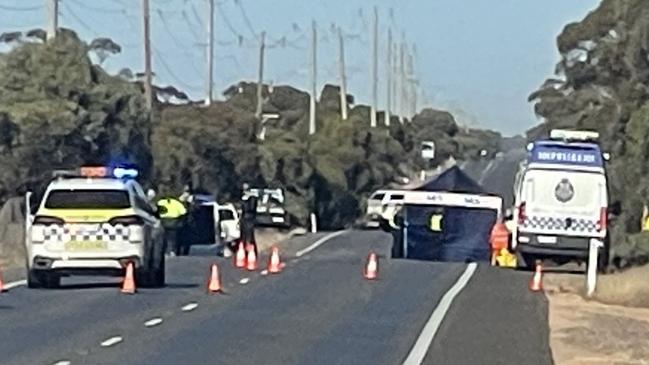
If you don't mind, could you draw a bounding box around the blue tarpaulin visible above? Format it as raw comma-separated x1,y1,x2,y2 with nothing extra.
399,166,497,262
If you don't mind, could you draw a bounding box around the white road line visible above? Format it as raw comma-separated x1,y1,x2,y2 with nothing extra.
144,318,163,327
3,279,27,290
260,269,268,276
295,230,347,257
181,302,198,312
100,336,123,348
402,263,478,365
52,361,71,365
239,278,250,285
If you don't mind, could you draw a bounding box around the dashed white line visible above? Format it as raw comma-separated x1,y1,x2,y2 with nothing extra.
402,263,478,365
295,230,347,257
239,278,250,285
52,361,71,365
100,336,123,348
260,270,268,276
181,302,198,312
3,280,27,290
144,318,163,327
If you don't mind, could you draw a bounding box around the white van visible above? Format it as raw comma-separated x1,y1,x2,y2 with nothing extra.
365,190,405,228
512,130,609,269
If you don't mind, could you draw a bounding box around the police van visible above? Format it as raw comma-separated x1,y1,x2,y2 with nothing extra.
512,130,609,269
25,166,166,288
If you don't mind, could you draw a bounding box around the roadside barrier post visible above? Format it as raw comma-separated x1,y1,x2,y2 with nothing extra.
586,238,603,297
310,213,317,233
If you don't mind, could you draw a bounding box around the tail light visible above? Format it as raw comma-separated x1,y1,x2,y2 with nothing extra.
33,216,64,225
597,207,607,232
108,215,144,226
517,202,527,225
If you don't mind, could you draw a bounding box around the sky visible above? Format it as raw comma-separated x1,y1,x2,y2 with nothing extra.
0,0,601,135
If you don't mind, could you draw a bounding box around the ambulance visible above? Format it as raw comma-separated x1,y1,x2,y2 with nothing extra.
512,130,609,270
25,166,166,288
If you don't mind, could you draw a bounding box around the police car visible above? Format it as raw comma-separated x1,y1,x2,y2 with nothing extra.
25,166,166,288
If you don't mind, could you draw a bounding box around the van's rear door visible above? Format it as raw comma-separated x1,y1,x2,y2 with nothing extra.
521,169,606,237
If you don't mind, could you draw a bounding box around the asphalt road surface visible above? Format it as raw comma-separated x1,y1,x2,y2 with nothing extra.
0,230,552,365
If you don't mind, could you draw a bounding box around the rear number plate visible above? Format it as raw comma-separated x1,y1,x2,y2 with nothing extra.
538,236,557,244
65,240,108,251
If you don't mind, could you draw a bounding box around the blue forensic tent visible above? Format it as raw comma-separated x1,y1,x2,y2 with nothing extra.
394,166,501,262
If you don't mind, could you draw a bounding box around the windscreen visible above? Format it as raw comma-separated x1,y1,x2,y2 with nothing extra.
44,190,131,209
219,209,235,220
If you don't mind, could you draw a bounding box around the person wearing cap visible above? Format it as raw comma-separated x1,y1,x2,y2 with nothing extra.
157,197,188,256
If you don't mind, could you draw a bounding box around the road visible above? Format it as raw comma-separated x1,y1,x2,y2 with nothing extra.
0,230,552,365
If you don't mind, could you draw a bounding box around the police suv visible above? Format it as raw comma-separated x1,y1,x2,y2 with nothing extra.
25,166,166,288
512,130,609,270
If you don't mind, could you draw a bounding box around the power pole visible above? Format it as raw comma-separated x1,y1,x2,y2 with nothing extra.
255,31,266,119
370,6,378,128
204,0,215,106
337,27,348,121
391,42,398,118
398,37,406,123
408,45,418,118
46,0,59,40
386,28,392,126
142,0,153,110
309,20,317,135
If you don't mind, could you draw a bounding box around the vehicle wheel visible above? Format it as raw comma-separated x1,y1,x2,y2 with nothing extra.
598,241,610,273
178,244,190,256
43,274,60,289
27,269,44,289
151,255,166,288
516,252,537,271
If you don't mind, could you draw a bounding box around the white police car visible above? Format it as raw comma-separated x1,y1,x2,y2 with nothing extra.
25,166,166,288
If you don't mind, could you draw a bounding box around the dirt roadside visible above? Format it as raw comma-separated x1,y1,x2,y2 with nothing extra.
545,268,649,365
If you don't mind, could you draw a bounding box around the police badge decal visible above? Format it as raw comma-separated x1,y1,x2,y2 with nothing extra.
554,178,575,203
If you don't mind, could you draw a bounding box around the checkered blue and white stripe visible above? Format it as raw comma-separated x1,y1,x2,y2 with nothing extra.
42,224,130,242
522,216,597,233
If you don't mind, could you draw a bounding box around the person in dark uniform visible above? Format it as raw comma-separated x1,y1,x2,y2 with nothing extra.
240,183,258,255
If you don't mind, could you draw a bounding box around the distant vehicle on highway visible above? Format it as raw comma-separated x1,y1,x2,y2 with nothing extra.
243,187,290,228
25,166,166,288
512,129,609,270
365,190,405,228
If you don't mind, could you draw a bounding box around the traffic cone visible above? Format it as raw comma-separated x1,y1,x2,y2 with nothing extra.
246,244,258,271
364,252,378,280
0,269,5,293
207,264,222,293
121,262,136,294
234,242,246,268
267,245,282,274
529,263,543,292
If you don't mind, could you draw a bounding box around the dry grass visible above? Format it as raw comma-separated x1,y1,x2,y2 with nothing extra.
593,265,649,307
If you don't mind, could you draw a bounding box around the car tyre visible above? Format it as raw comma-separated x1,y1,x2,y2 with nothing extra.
516,251,537,271
27,269,44,289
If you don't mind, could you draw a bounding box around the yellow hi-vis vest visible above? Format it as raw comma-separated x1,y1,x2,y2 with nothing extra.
157,198,187,219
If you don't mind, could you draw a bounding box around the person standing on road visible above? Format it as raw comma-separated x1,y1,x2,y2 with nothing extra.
157,197,188,256
240,183,258,255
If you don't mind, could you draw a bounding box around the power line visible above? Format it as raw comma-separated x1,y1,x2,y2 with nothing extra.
66,0,124,14
233,0,258,39
152,46,202,93
60,2,100,37
0,4,42,12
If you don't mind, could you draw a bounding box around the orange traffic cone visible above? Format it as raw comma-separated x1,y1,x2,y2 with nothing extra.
246,244,258,271
267,245,282,274
364,252,378,280
529,263,543,292
121,262,136,294
207,264,222,293
234,242,246,268
0,269,5,293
